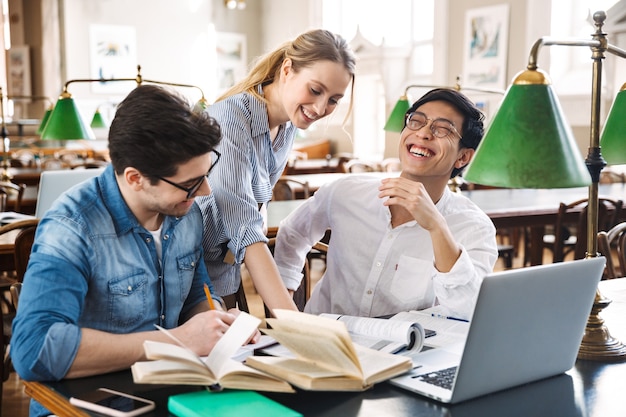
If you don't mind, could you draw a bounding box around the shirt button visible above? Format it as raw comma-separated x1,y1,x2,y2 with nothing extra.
161,315,165,321
388,234,394,239
367,289,373,295
376,262,382,267
127,285,132,291
191,261,195,267
163,235,169,240
146,237,152,243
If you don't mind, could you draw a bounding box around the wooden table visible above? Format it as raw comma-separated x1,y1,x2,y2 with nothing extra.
20,278,626,417
267,180,626,265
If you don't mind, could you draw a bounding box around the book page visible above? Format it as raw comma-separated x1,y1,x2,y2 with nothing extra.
391,311,469,348
320,314,425,353
205,312,261,378
266,309,363,377
352,343,412,385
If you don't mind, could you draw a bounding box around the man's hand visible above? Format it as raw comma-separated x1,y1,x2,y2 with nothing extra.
378,177,444,230
172,310,237,356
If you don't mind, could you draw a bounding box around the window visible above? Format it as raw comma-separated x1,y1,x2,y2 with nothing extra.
321,0,435,160
550,0,620,94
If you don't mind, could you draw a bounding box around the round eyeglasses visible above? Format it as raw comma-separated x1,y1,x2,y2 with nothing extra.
405,111,462,139
157,149,221,199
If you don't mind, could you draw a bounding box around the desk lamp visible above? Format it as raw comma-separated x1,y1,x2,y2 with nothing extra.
40,65,209,140
464,11,626,361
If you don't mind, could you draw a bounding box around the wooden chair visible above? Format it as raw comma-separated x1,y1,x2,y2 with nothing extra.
543,198,623,263
272,177,310,201
233,238,328,317
0,219,38,385
597,222,626,280
0,181,26,213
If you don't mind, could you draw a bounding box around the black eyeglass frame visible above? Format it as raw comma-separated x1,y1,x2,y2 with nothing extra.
405,111,462,140
157,149,221,199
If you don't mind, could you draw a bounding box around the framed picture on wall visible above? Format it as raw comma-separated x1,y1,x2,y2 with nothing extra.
89,24,138,94
7,46,31,97
462,4,510,90
216,32,247,95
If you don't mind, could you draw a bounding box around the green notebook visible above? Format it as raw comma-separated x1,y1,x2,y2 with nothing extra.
168,389,302,417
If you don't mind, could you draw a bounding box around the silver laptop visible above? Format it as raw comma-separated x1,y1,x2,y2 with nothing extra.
389,257,605,404
35,168,105,218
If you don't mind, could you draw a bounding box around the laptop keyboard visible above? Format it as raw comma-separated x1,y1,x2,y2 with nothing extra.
412,366,457,390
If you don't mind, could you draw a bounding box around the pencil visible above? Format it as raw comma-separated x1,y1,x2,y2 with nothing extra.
204,283,216,310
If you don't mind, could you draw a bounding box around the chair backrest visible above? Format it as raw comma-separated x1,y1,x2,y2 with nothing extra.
0,219,39,282
553,198,623,262
0,181,26,213
597,221,626,280
234,238,327,317
14,220,38,282
272,177,310,201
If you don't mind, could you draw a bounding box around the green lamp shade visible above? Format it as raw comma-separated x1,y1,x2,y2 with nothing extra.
90,109,108,128
464,83,591,188
600,87,626,165
40,96,95,140
384,96,410,132
35,107,53,136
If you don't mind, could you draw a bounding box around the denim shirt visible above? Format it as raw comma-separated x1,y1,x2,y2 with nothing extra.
11,165,212,415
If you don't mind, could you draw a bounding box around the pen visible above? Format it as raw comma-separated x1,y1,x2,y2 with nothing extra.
431,313,469,323
204,283,216,310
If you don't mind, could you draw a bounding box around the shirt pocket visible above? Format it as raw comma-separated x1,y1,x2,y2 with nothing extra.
390,255,433,304
177,250,201,302
108,272,148,327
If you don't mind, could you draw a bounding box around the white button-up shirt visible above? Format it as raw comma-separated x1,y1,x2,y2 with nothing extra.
274,175,498,320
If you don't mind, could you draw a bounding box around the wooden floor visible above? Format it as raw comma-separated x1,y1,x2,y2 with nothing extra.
0,243,563,417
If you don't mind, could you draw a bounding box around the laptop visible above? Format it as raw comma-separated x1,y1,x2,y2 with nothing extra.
389,257,605,404
35,168,105,218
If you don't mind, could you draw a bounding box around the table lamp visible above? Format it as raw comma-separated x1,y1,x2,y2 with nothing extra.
600,82,626,165
40,65,209,141
464,10,626,361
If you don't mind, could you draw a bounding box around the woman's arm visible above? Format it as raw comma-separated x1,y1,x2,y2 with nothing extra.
244,241,298,314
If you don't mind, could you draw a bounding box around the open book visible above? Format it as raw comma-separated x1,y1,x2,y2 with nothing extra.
245,309,412,391
391,309,470,349
131,312,294,393
319,313,426,354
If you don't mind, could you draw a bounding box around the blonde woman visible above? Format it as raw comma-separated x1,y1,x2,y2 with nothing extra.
198,29,356,313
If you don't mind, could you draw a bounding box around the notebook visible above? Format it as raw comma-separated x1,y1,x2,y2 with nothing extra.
35,168,105,218
168,390,302,417
389,257,605,404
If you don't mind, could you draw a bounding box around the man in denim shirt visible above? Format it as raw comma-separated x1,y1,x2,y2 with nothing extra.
11,85,256,417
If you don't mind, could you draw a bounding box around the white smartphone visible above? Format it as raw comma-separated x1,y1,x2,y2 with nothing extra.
69,388,155,417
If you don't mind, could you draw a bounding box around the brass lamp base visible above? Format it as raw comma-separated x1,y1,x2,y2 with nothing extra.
578,290,626,361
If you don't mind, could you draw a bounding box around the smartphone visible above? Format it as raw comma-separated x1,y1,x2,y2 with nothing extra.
69,388,155,417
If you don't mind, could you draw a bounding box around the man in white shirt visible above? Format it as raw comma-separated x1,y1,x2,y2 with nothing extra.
273,88,498,320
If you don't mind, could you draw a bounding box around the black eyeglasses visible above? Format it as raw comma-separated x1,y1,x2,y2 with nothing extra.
405,111,462,139
157,150,221,199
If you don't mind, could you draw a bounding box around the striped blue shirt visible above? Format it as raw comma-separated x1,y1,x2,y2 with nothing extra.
197,86,297,296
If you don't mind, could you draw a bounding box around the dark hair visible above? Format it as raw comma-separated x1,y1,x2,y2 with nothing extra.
108,85,221,180
406,88,485,178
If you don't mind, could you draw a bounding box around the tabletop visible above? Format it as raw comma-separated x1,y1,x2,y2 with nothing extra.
22,279,626,417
